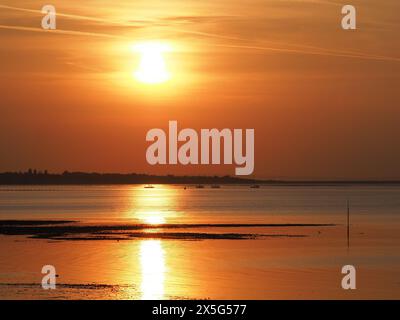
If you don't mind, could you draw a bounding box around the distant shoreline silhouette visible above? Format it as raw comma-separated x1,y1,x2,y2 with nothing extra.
0,170,399,185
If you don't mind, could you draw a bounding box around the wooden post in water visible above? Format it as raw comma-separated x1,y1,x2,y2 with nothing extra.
347,199,350,248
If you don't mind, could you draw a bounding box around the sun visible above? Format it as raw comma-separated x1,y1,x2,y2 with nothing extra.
133,42,171,84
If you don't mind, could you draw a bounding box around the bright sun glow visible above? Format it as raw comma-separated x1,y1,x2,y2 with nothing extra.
133,42,171,84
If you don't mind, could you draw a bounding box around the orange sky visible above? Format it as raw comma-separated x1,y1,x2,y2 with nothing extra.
1,0,399,179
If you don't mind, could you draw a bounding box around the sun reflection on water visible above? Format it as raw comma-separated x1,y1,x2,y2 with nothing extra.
139,240,166,300
127,185,180,225
140,212,166,225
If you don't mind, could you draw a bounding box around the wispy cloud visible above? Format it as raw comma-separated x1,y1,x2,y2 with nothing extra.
0,4,146,26
214,43,400,63
0,25,127,39
1,3,399,63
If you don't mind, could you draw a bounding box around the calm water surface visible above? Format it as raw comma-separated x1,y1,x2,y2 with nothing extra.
0,185,399,299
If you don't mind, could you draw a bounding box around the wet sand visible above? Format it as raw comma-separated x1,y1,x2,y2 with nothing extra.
0,220,334,240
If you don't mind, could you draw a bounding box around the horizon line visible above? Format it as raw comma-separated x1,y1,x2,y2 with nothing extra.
1,170,400,184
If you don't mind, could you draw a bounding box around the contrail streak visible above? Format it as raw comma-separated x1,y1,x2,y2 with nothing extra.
213,43,400,63
0,25,127,39
1,3,399,63
0,4,146,26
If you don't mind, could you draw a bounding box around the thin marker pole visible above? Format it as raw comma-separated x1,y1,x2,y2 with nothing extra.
347,199,350,249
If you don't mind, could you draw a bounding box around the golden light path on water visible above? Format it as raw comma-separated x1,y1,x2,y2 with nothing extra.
128,186,176,299
128,185,179,225
139,239,166,300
